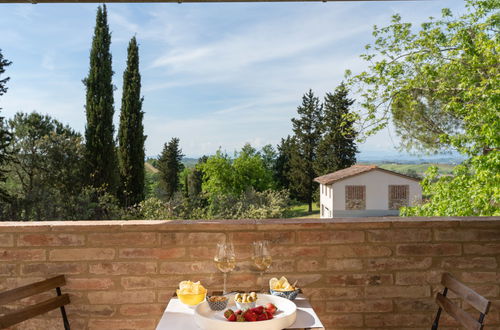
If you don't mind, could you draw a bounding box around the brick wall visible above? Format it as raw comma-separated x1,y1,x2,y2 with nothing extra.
1,217,499,329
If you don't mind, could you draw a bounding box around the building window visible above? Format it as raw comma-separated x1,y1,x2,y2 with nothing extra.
321,205,324,216
345,185,366,210
388,185,410,210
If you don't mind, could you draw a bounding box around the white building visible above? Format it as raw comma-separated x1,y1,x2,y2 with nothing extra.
314,165,422,218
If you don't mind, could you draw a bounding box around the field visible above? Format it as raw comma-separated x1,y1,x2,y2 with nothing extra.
285,203,320,219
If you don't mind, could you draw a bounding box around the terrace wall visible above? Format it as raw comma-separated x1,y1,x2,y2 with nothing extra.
1,217,500,329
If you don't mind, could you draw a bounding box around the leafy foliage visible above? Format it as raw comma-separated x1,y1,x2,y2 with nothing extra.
347,0,500,216
315,83,358,176
84,4,119,196
158,137,184,200
0,49,13,202
118,36,146,207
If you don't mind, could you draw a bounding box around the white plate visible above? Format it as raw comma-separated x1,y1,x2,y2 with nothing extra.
194,294,297,330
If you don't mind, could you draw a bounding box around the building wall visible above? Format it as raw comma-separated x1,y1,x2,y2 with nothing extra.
320,184,334,218
1,218,499,330
332,170,422,212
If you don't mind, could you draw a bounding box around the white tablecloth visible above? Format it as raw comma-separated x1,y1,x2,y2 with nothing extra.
156,294,325,330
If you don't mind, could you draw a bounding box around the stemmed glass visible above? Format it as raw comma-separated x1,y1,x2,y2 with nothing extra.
252,241,272,292
214,242,236,294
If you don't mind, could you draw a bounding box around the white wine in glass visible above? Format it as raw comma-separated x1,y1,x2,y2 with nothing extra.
252,241,272,292
214,242,235,294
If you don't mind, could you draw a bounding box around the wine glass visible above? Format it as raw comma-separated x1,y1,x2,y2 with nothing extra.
214,242,236,294
252,241,272,292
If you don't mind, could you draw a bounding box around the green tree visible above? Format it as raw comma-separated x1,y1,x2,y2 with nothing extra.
0,50,13,202
290,90,323,212
2,112,85,220
274,136,295,191
118,36,146,207
315,83,357,176
347,0,500,215
83,5,118,196
158,138,184,200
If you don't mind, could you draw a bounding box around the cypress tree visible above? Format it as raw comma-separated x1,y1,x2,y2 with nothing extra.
83,5,118,195
157,138,184,200
290,89,322,212
315,83,357,175
0,50,13,201
118,37,146,207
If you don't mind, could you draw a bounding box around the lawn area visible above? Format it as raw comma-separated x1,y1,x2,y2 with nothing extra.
285,203,320,219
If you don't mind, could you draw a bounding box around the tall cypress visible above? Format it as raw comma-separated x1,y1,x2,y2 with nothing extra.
315,83,357,175
157,138,184,200
0,50,13,201
290,90,322,212
118,37,146,207
83,5,118,195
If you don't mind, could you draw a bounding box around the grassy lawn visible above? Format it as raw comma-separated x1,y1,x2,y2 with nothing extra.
285,203,320,219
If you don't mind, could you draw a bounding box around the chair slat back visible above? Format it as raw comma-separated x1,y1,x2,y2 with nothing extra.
0,275,66,305
441,273,491,314
436,293,483,330
0,294,70,329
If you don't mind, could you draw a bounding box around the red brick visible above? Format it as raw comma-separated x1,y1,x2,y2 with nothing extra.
326,258,363,271
326,274,393,286
67,304,116,317
365,257,432,271
0,264,16,276
66,278,115,290
395,271,443,285
365,313,432,327
89,262,157,275
297,231,364,244
229,231,294,245
326,299,392,312
464,243,500,255
159,261,217,274
395,298,436,312
121,277,155,289
0,249,45,261
119,247,185,259
461,272,500,283
441,257,497,269
18,234,84,246
327,245,391,258
272,246,323,257
120,304,164,316
189,246,219,259
21,263,86,275
304,287,364,300
226,274,257,289
88,319,158,330
435,229,500,242
88,232,157,246
88,290,155,304
0,234,13,247
296,258,324,271
365,285,430,298
161,232,225,245
397,243,461,256
367,229,431,242
50,248,115,261
320,314,364,327
16,317,86,330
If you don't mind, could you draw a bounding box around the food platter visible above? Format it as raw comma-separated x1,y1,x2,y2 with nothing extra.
194,294,297,330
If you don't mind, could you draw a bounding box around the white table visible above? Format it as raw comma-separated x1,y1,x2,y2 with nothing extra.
156,294,325,330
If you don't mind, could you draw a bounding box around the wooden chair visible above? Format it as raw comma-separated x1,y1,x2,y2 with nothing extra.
0,275,70,329
432,272,491,330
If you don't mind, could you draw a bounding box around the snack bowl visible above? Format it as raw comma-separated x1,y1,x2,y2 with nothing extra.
206,295,228,311
194,293,296,330
269,288,300,301
176,290,206,306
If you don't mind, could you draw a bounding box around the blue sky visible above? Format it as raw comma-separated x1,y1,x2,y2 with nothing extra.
0,0,466,157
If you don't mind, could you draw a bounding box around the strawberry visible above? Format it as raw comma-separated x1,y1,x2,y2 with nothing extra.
235,309,243,315
265,311,274,319
250,306,264,314
257,313,268,321
236,314,246,322
223,309,234,320
243,311,258,322
265,303,277,315
227,313,236,322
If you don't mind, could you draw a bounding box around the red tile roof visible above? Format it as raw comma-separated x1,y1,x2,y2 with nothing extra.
313,164,420,185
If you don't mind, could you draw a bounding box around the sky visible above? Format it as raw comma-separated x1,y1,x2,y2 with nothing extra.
0,0,467,158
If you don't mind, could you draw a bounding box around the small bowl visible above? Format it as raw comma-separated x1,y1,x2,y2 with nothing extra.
176,290,206,306
235,300,256,310
270,288,300,300
206,295,228,311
